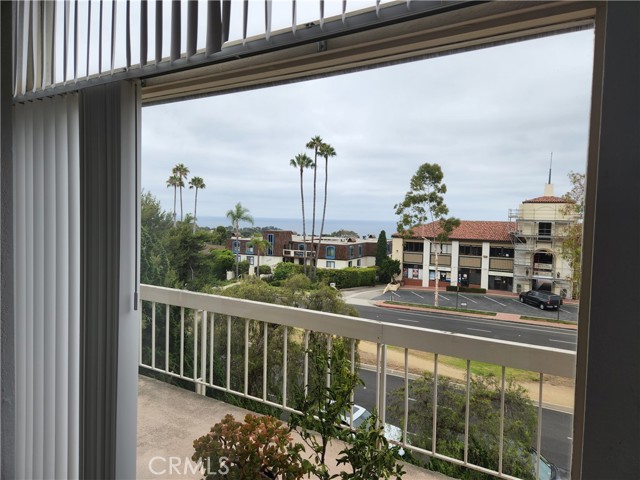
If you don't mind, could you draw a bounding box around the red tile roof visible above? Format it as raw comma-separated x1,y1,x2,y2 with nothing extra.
523,195,573,204
395,220,515,242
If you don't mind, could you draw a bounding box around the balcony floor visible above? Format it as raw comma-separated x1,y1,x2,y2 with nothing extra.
137,375,452,479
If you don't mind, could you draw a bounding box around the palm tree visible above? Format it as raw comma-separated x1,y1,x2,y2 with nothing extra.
290,153,314,275
226,202,254,279
189,176,206,233
306,135,324,278
248,233,269,277
172,163,190,221
166,174,181,227
314,142,336,277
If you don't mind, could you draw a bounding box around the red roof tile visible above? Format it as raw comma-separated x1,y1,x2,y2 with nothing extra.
523,195,573,204
395,220,515,242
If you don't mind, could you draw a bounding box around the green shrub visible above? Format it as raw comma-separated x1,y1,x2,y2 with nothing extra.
317,267,376,289
257,264,272,275
272,262,304,281
193,413,310,479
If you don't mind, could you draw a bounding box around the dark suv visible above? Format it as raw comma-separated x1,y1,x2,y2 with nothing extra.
519,290,562,310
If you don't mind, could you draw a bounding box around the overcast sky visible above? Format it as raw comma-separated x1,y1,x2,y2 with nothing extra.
141,28,594,224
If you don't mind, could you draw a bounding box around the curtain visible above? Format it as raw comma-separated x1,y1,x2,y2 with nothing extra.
13,93,80,479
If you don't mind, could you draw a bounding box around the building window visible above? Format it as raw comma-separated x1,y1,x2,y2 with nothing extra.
357,259,361,267
538,222,552,237
349,246,354,258
247,256,254,265
298,243,305,251
387,242,391,254
459,245,482,256
246,245,254,254
431,243,452,254
326,261,335,269
489,247,514,257
358,245,363,257
232,241,240,253
326,246,336,259
404,242,424,252
267,234,274,255
348,260,353,267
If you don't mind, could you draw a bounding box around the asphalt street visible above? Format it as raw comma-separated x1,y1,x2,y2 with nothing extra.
354,369,572,472
353,304,577,350
377,289,579,322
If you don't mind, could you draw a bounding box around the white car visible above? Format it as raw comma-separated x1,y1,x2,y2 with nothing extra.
341,404,406,455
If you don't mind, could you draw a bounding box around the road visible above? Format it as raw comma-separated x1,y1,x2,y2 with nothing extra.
354,369,572,472
353,304,577,350
377,289,579,322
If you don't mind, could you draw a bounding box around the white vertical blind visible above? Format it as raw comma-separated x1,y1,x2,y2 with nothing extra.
13,94,80,479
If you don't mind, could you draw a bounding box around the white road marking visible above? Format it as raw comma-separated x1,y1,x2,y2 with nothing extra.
437,294,450,301
459,294,477,304
391,291,401,297
411,291,425,299
484,296,507,307
549,339,576,345
467,327,492,333
397,318,420,323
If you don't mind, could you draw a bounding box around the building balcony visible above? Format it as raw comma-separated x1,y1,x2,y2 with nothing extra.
283,248,316,258
139,284,575,480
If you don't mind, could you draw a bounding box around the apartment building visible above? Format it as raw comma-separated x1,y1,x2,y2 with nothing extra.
228,230,380,273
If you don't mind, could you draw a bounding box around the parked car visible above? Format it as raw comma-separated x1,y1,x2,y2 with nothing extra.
341,404,405,455
519,290,562,310
531,449,568,480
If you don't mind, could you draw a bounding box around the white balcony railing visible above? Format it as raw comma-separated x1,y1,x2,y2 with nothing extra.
283,249,316,258
139,284,575,480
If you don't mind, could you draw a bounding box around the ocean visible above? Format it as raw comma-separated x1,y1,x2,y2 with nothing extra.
198,216,397,237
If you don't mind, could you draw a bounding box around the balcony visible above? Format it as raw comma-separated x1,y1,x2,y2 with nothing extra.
138,284,575,480
283,249,316,258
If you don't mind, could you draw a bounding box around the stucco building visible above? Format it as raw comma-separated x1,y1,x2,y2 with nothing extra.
392,184,580,297
228,230,381,274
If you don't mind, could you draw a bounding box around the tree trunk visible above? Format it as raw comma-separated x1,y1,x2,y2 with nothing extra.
300,169,307,276
434,245,440,307
314,158,329,278
310,149,318,279
179,186,184,221
173,186,177,227
192,188,198,233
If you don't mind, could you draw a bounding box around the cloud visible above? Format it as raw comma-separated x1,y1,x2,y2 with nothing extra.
142,29,594,224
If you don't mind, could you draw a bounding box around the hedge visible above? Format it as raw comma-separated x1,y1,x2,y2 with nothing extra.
317,267,376,289
445,285,486,294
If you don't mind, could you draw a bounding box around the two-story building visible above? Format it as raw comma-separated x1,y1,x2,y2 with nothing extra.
227,230,381,274
391,220,515,291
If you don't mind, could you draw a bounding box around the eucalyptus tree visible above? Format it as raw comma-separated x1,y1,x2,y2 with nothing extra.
290,153,314,275
226,202,254,279
166,174,181,227
306,135,324,277
172,163,190,221
314,142,337,278
188,176,206,233
395,163,460,306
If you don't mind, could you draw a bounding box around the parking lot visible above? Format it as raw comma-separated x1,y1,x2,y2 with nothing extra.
374,288,579,322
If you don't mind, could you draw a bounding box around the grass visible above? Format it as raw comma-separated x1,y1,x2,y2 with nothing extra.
384,345,540,382
382,300,497,316
520,315,576,325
